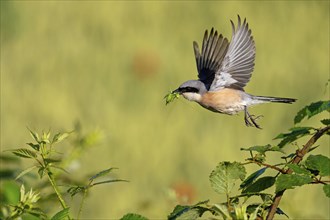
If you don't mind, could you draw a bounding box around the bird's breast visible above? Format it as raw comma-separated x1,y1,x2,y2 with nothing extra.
199,89,245,115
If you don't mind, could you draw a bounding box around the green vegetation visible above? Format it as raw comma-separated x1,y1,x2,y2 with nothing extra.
1,1,329,219
1,101,328,219
1,126,127,219
164,91,180,105
166,100,330,220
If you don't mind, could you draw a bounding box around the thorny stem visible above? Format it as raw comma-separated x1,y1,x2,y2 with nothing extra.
266,125,330,220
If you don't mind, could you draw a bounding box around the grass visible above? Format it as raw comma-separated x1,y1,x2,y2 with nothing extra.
1,1,329,219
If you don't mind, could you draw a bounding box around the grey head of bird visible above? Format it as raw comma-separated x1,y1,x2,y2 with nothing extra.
173,80,207,102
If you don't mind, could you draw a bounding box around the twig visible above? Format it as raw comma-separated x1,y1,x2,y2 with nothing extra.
248,160,286,173
266,125,330,220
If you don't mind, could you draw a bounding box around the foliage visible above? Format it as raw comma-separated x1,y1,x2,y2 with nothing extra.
164,90,180,105
1,99,329,219
168,100,330,220
0,125,127,220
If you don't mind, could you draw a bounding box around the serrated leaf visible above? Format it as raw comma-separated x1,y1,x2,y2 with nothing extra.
41,130,51,144
274,127,314,148
305,154,330,177
246,204,261,219
91,179,129,187
294,100,330,124
51,207,70,220
240,167,267,190
323,185,330,198
210,162,246,195
241,144,284,155
27,127,40,143
286,164,311,175
52,132,71,144
169,207,200,220
38,167,46,178
120,213,149,220
26,207,48,219
26,143,40,151
213,203,230,219
164,91,180,105
44,158,62,164
10,148,37,159
89,167,117,181
275,174,312,193
242,176,276,194
321,119,330,125
67,186,85,197
15,166,38,180
168,200,210,220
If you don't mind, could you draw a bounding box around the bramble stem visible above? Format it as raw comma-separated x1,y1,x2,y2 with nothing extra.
266,125,330,220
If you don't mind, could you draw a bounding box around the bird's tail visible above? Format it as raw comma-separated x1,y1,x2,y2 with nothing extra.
253,95,296,104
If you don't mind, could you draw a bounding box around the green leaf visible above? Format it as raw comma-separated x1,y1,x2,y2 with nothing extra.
44,158,62,164
294,100,330,124
323,185,330,198
38,167,46,178
89,167,117,181
168,200,210,220
210,162,246,195
164,90,180,105
26,143,40,151
305,154,330,177
41,130,51,144
246,204,261,219
240,167,267,189
286,164,311,175
26,207,48,219
120,213,149,220
321,119,330,125
242,176,276,194
67,186,85,197
169,207,200,220
49,165,69,174
275,174,313,193
274,207,289,218
10,148,37,159
51,207,70,220
15,165,38,180
27,127,40,143
212,203,231,219
91,179,129,187
274,127,314,148
52,132,71,144
241,144,284,155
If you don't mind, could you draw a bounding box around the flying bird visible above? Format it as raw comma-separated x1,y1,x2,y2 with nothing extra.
173,15,296,129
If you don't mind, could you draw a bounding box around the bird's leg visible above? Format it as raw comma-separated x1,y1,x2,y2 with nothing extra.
244,106,253,127
244,106,262,129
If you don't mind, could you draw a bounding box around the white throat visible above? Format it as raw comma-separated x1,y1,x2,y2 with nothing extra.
182,92,202,102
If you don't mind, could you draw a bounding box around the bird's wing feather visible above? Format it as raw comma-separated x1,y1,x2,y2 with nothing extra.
194,28,229,89
210,15,256,91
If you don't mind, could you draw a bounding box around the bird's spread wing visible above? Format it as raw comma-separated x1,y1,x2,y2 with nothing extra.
193,28,229,89
210,16,256,91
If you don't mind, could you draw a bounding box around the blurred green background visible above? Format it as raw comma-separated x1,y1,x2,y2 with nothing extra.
1,1,329,219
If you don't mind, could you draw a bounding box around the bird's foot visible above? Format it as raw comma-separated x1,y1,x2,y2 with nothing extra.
244,107,263,129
